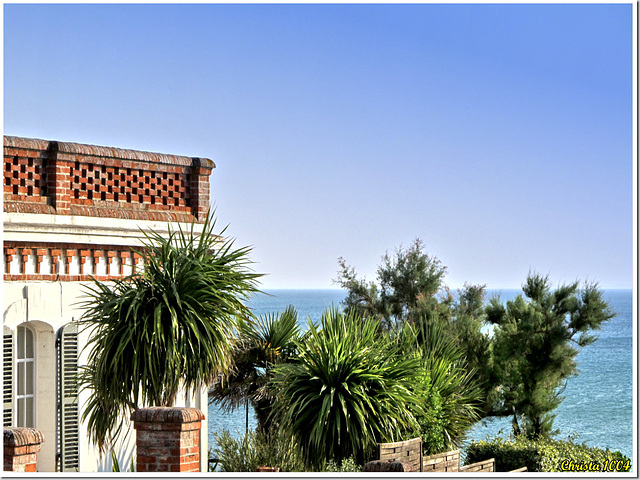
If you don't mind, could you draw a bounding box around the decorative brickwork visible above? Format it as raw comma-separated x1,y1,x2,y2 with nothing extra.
69,160,190,211
4,427,45,472
4,136,214,223
4,153,48,199
3,242,142,282
131,407,204,473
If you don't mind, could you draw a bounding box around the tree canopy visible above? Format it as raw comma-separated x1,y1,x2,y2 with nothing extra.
487,273,614,437
335,242,614,441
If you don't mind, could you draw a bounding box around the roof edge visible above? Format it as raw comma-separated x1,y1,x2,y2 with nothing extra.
4,135,215,169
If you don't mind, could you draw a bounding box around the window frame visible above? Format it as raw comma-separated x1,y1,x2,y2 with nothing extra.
16,325,36,428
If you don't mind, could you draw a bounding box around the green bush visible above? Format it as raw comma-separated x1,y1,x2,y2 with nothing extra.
212,429,306,472
321,457,362,472
401,319,482,455
270,308,423,468
211,429,363,472
465,433,631,472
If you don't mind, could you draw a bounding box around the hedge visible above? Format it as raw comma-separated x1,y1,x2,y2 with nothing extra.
464,434,631,472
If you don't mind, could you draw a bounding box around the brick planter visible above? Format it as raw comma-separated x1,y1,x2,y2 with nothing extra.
131,407,205,473
4,427,45,472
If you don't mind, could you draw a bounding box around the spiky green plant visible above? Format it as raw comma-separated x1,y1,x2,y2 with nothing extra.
209,305,301,432
78,212,261,453
213,428,306,472
399,316,483,454
270,307,423,468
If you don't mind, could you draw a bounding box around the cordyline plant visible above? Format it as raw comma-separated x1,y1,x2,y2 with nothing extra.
269,308,424,468
77,212,261,453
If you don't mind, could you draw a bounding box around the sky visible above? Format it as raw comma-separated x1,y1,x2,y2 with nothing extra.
3,3,635,289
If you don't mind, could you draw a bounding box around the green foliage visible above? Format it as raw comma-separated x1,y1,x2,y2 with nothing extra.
377,239,447,328
465,433,631,472
400,319,483,454
78,213,261,452
270,308,423,468
110,450,135,472
209,305,300,432
448,284,492,405
487,274,614,437
335,240,493,456
335,241,491,412
321,457,362,472
212,429,306,472
335,257,380,322
335,239,447,330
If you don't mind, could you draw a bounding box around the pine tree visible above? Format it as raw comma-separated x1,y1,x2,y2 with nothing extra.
486,273,614,438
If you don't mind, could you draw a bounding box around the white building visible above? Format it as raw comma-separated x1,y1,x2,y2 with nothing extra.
3,136,214,472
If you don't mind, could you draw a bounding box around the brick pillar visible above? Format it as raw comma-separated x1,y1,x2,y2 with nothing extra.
189,158,214,222
131,407,205,473
3,427,45,472
46,146,72,214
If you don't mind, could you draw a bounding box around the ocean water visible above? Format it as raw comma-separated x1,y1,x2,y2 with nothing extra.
208,288,634,463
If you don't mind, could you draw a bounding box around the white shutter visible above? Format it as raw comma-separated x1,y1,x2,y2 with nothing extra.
57,322,79,472
3,325,14,427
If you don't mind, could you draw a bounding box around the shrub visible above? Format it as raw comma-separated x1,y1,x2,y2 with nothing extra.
465,433,631,472
270,308,423,468
321,457,362,472
401,319,482,454
212,429,305,472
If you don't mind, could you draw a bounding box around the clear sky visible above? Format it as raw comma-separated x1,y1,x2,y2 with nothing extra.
4,3,634,289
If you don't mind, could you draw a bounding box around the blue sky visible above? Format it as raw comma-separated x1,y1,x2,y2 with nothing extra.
4,3,634,289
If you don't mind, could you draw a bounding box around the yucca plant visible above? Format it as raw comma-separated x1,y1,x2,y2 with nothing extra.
400,317,483,454
78,212,261,453
209,305,301,432
270,307,423,468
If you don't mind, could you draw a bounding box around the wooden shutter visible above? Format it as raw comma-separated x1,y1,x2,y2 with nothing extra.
57,322,80,472
3,326,14,427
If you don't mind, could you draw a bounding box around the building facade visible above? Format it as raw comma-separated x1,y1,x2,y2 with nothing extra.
3,136,214,471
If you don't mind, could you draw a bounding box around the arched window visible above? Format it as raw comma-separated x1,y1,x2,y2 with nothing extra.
16,325,35,428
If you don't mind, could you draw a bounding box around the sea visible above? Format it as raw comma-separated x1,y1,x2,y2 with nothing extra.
208,288,634,464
